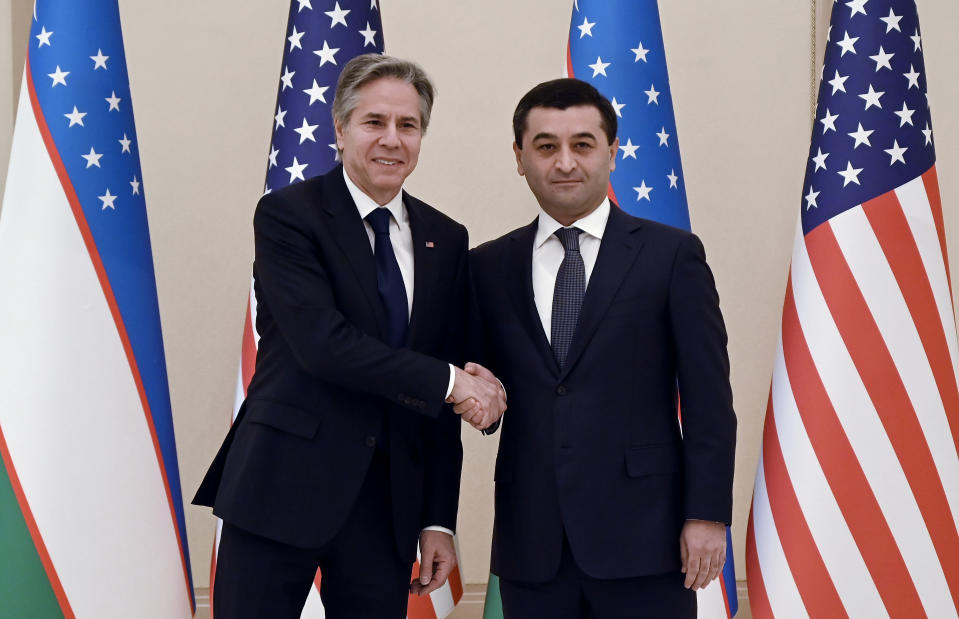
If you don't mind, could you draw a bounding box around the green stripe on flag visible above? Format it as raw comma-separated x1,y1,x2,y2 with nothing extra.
483,572,504,619
0,457,64,618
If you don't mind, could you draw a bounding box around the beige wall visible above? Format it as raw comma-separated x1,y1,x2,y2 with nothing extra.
1,0,29,206
1,0,957,590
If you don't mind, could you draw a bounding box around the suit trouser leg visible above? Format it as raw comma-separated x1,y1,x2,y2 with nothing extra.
213,449,411,619
318,447,411,619
213,522,319,619
581,570,695,619
499,532,696,619
499,536,588,619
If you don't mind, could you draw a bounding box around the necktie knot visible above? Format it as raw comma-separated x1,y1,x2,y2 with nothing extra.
555,227,582,252
365,207,392,235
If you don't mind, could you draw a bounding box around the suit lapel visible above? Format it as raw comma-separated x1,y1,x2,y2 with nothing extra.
560,206,644,379
320,167,388,339
405,195,436,347
508,219,560,375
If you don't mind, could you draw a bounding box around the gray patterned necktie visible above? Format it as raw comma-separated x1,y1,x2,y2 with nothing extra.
551,227,585,369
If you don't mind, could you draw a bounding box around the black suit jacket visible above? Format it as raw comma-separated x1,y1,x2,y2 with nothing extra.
470,206,736,583
194,165,466,564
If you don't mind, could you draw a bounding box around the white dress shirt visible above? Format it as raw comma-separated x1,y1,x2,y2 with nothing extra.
344,169,415,316
532,198,610,340
344,169,455,537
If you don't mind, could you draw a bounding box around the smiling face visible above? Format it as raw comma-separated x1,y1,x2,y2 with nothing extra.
514,105,618,225
335,77,423,205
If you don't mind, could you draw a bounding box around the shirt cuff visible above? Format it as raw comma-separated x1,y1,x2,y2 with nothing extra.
445,364,455,400
422,525,454,536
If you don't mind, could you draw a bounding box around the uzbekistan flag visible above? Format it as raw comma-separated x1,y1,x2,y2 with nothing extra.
483,1,738,617
209,2,463,617
747,0,959,617
0,1,194,617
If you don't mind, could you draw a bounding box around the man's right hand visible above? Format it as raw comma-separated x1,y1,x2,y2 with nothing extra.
448,363,506,430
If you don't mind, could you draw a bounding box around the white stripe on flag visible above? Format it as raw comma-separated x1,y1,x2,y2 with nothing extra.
0,75,190,618
752,458,809,619
832,207,959,529
772,333,886,617
428,579,455,618
301,585,326,618
898,177,959,393
695,576,728,619
792,217,954,617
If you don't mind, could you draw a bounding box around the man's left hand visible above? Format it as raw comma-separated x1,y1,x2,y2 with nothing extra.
679,520,726,591
410,530,457,596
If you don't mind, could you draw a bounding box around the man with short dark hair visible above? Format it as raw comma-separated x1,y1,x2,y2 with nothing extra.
194,54,505,619
465,78,736,618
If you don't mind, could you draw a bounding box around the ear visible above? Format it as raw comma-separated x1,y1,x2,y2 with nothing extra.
608,137,619,173
334,121,345,151
513,142,526,176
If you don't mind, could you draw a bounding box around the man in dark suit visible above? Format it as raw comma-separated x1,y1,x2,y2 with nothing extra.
194,54,505,619
465,78,736,618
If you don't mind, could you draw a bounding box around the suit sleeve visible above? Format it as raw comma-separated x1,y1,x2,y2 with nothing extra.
466,249,501,436
668,233,737,524
252,193,451,417
421,233,468,530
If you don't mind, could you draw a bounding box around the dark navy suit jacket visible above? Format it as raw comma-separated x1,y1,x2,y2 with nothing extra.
194,165,466,565
470,205,736,583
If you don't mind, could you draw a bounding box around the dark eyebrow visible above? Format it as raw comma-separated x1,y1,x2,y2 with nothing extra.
531,131,598,142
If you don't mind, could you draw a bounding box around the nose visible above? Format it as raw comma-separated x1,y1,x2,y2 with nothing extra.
554,145,576,173
379,122,401,148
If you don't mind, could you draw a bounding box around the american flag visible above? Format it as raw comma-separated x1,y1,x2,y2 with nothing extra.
571,2,738,617
212,2,464,618
746,1,959,617
0,0,193,616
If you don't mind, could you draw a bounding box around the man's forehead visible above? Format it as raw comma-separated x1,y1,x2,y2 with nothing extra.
526,105,603,135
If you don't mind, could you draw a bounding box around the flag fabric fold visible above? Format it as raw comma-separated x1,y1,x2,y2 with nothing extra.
482,1,737,617
0,1,194,617
210,2,463,617
747,1,959,617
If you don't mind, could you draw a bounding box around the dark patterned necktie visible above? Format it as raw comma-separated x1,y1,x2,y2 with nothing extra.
365,207,409,347
551,227,584,368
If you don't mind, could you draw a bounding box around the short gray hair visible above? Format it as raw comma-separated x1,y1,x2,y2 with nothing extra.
332,54,436,133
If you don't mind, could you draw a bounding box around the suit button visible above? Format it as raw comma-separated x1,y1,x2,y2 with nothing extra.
365,436,376,448
556,385,568,396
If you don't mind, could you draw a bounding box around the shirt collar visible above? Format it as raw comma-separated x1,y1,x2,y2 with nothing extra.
343,167,407,226
534,198,610,249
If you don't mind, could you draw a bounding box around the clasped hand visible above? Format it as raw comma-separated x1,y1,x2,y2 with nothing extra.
447,362,506,431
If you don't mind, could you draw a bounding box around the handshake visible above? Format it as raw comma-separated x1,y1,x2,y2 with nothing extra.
446,362,507,431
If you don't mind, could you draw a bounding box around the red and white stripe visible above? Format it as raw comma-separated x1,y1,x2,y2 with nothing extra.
209,280,464,618
747,167,959,618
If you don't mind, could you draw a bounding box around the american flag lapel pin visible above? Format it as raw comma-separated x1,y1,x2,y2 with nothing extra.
425,241,434,248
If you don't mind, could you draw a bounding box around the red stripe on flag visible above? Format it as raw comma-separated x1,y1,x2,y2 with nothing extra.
27,55,199,613
447,564,463,604
922,166,952,300
240,299,257,394
0,425,75,618
407,561,438,619
806,222,959,610
313,567,322,591
760,392,846,617
863,191,959,460
209,539,217,619
745,504,773,619
782,273,924,616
